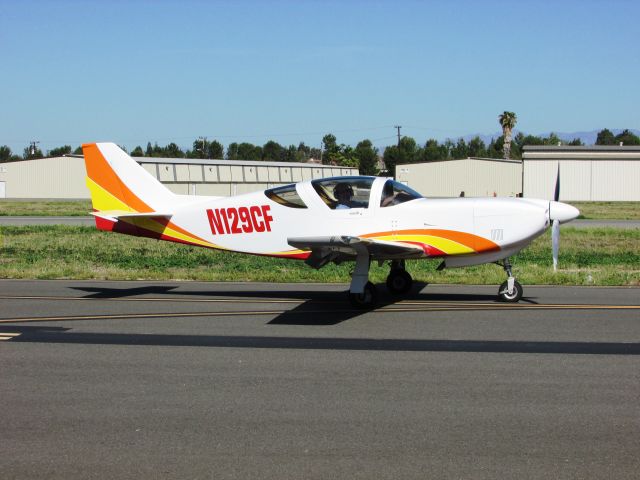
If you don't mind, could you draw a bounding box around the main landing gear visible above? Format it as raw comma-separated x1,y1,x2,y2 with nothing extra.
348,258,415,309
386,260,413,295
497,257,523,302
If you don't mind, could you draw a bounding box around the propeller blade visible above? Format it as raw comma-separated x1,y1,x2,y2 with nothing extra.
552,218,560,271
552,163,561,271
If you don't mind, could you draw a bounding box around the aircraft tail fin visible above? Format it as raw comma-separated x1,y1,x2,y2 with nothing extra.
82,142,176,217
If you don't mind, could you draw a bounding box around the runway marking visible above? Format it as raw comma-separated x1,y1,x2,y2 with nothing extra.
0,295,306,304
0,304,638,324
0,333,22,341
0,295,638,310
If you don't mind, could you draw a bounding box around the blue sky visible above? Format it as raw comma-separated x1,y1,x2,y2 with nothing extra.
1,0,638,154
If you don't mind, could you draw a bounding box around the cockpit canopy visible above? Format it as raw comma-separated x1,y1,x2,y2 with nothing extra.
264,177,423,210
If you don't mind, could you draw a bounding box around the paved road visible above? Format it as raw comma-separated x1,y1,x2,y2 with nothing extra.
1,216,639,228
1,280,639,479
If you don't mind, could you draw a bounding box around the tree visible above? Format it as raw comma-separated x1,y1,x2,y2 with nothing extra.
131,146,145,157
383,136,419,175
209,140,224,159
226,142,240,160
421,139,447,162
0,145,13,162
467,136,487,157
322,134,339,164
382,145,400,176
595,128,616,145
164,142,185,158
237,142,262,161
354,139,378,175
73,146,83,155
262,140,284,162
486,136,504,159
498,111,517,159
450,138,468,159
615,129,640,145
48,145,72,157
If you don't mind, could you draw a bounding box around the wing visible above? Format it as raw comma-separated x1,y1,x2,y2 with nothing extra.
288,235,425,269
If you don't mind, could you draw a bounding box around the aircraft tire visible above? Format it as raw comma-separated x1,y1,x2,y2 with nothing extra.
349,282,377,309
498,280,523,303
386,269,413,295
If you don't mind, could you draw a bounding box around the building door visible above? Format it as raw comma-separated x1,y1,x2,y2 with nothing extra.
0,181,5,198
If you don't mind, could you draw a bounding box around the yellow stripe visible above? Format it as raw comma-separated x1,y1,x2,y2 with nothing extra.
371,234,475,255
86,177,134,213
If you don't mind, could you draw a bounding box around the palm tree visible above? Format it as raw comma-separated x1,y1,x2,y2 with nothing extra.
498,111,517,159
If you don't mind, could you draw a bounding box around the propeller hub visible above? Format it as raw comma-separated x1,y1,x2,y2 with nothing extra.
549,201,579,224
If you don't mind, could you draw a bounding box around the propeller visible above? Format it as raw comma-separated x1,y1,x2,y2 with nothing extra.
548,164,580,270
552,164,560,271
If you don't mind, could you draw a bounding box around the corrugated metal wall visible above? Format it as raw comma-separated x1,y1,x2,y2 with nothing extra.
0,157,89,198
524,160,640,201
0,157,358,199
395,158,522,197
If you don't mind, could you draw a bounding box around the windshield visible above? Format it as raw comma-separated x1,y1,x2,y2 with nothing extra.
264,184,307,209
380,180,423,207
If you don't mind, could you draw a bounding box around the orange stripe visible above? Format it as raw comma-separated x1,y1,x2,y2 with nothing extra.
361,228,499,253
83,143,153,213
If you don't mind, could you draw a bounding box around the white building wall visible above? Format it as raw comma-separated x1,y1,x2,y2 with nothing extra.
0,157,89,198
0,156,357,199
396,158,521,197
523,160,640,201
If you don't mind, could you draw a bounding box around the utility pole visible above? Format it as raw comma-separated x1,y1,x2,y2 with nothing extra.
198,136,207,159
394,126,402,146
29,140,40,156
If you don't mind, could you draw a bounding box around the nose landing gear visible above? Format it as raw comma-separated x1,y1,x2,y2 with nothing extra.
497,258,523,302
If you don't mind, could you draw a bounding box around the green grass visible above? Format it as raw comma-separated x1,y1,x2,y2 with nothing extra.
0,200,92,216
570,202,640,220
0,226,638,286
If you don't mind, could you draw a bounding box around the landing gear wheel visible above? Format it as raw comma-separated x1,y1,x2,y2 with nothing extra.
349,282,378,309
386,269,413,295
498,280,523,303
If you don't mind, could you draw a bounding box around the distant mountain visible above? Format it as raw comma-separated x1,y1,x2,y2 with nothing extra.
460,129,640,146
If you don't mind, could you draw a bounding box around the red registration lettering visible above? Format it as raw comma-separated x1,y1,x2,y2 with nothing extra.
206,205,273,235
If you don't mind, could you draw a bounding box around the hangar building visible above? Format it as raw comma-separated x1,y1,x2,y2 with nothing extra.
522,145,640,201
0,156,358,199
395,157,522,198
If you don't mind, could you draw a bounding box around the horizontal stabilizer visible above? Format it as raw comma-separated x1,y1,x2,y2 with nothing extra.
91,210,173,221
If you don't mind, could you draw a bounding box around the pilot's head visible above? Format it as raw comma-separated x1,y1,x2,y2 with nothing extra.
334,183,354,202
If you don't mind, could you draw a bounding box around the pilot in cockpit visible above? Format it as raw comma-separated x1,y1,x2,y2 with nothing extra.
334,183,355,209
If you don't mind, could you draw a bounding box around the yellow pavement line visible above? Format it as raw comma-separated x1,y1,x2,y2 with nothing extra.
0,295,308,304
0,333,21,340
0,303,638,325
0,310,288,324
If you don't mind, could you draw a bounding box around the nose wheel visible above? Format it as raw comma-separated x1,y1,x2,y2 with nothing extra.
348,281,378,309
497,258,523,302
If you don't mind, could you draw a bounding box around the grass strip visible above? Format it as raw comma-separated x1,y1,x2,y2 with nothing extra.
0,225,638,286
0,200,92,217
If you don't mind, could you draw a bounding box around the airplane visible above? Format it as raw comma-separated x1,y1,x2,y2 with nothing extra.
82,142,579,308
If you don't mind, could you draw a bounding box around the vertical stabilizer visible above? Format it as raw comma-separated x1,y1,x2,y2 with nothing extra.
82,142,175,214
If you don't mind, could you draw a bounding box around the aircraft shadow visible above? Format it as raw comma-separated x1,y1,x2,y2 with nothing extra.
2,326,638,356
70,283,537,326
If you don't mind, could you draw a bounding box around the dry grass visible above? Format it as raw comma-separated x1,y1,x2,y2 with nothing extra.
569,202,640,220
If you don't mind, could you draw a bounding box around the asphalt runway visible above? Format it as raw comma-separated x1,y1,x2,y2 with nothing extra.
1,279,639,479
